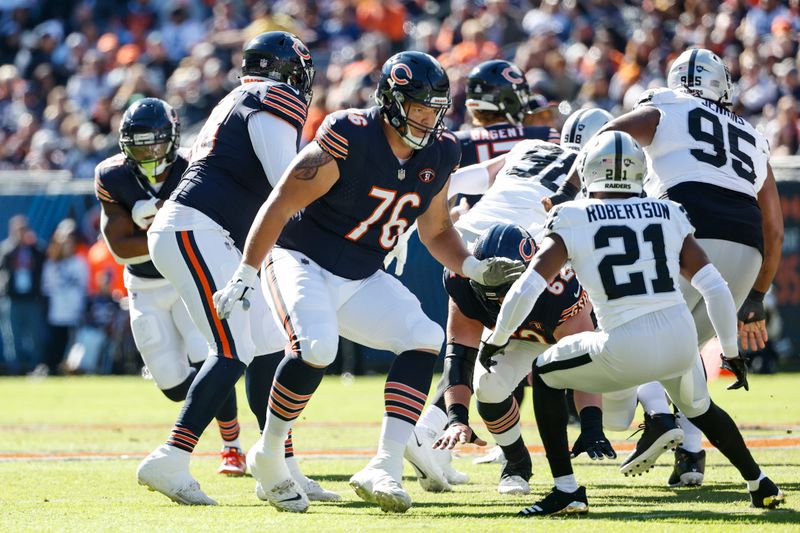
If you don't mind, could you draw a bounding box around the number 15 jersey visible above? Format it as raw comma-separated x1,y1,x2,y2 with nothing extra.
545,197,694,331
638,88,770,199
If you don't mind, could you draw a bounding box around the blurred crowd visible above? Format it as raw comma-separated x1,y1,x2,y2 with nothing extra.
0,0,798,178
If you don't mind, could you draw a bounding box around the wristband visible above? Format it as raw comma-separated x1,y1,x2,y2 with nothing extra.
447,403,470,426
746,289,765,302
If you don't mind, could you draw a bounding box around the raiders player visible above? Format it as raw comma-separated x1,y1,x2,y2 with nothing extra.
481,130,784,516
213,51,524,513
96,99,250,476
545,48,783,487
137,32,337,506
405,107,613,490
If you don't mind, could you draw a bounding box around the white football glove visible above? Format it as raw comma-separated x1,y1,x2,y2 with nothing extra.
213,263,258,320
462,255,526,286
131,197,160,229
383,223,416,276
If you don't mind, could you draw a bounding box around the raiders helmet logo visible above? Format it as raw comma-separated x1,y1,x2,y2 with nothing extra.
390,63,412,86
501,66,524,84
519,237,536,261
418,168,435,183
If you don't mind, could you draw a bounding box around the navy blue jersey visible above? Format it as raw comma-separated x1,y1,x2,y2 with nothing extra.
277,106,461,280
95,150,189,279
443,267,588,344
456,123,560,166
172,80,306,250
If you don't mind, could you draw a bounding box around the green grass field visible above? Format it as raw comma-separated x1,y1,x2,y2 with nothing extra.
1,373,797,532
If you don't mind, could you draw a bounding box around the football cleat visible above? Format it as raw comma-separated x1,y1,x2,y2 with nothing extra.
255,478,309,513
297,476,341,502
498,456,532,495
620,413,684,477
473,445,507,465
350,466,412,513
518,486,588,517
435,449,469,485
405,427,452,492
750,477,785,509
667,447,705,487
217,446,247,476
137,444,217,506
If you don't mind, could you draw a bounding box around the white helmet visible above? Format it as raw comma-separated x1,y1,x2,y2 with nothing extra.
667,48,732,106
578,131,646,195
560,108,613,151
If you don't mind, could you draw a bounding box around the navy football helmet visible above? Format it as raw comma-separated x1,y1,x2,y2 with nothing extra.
470,223,537,310
375,51,451,150
465,60,529,125
119,98,180,184
241,31,315,104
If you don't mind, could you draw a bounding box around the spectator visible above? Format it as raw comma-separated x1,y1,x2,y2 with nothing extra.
35,218,88,376
0,215,45,374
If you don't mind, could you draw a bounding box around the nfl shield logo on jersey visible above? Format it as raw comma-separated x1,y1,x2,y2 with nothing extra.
418,168,435,183
397,168,406,180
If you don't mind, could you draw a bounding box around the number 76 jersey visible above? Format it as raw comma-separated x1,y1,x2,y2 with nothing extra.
637,88,770,199
545,197,694,331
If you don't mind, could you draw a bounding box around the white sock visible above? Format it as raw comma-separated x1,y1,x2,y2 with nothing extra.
255,419,292,487
637,381,671,416
746,471,766,491
221,437,241,450
370,417,412,481
554,474,579,493
286,455,305,482
417,405,447,434
675,412,703,453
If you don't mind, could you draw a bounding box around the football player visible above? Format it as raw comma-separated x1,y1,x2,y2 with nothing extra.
96,98,247,476
405,107,614,488
544,48,783,487
137,32,337,506
483,130,784,516
427,223,614,497
213,51,524,513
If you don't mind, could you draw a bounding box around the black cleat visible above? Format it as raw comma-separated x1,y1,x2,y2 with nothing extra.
750,477,785,509
519,486,588,517
667,447,705,487
620,413,684,477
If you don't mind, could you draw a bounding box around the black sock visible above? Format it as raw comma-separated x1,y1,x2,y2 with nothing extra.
689,401,760,481
245,352,283,432
477,396,523,453
384,350,437,425
512,378,526,406
532,372,572,478
502,436,530,468
161,366,197,402
165,356,246,453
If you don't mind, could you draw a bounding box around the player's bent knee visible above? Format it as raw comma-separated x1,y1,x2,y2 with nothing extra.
161,371,195,402
146,351,191,391
673,395,711,419
406,318,444,354
602,388,638,431
300,335,339,367
475,371,512,404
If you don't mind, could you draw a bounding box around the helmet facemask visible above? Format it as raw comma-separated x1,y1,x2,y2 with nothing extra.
392,94,450,150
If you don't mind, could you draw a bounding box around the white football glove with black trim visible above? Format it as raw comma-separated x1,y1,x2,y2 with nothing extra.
213,263,258,320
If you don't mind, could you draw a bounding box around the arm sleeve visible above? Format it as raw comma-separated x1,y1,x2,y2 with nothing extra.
690,263,739,358
447,163,491,199
489,266,549,346
247,112,300,187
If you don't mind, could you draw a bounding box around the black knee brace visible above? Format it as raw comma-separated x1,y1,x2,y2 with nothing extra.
442,343,478,392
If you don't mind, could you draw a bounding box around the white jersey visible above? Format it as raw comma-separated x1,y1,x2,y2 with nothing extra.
545,197,693,331
456,139,576,238
638,88,769,199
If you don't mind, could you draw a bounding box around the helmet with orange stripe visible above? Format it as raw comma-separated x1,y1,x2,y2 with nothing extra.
241,31,316,105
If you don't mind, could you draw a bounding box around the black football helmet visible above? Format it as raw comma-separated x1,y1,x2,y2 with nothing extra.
119,97,180,184
465,60,529,125
241,31,315,104
470,223,537,313
375,51,451,150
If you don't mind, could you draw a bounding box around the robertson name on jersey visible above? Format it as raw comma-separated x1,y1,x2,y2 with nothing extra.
277,106,461,280
545,197,693,331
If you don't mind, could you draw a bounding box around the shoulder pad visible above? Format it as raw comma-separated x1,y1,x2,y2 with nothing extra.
261,82,308,131
634,87,674,109
315,108,365,160
94,154,127,203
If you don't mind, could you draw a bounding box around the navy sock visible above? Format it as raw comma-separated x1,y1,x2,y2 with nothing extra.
532,372,573,478
245,352,283,432
166,355,245,453
161,367,197,402
268,354,326,424
384,350,437,426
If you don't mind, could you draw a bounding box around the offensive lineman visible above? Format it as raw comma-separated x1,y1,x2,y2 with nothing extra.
545,48,783,486
96,98,246,475
136,32,336,506
213,51,524,513
481,130,784,516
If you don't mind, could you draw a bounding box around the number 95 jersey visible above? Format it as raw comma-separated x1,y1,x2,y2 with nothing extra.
277,106,461,280
545,197,693,331
637,88,769,200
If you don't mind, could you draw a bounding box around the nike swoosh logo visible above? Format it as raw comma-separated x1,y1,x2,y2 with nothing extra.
407,460,427,479
414,432,422,447
278,494,303,503
573,289,580,298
